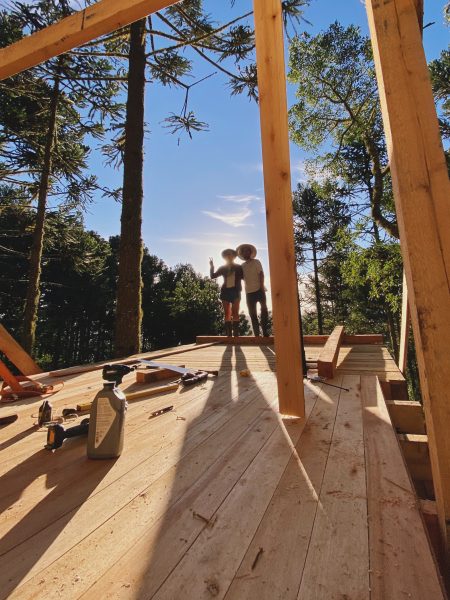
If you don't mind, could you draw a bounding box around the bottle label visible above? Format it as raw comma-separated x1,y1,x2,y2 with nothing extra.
94,397,116,448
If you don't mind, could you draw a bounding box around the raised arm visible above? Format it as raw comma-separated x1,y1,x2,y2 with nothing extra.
209,259,222,279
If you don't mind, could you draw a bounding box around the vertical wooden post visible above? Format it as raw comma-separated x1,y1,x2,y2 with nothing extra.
253,0,305,417
397,0,421,378
398,271,410,375
366,0,450,554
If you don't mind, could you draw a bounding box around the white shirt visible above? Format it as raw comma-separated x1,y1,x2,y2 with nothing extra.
241,259,263,293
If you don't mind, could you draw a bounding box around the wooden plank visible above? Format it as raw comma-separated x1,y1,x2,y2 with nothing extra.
196,336,275,345
366,0,450,552
0,377,278,597
360,376,445,599
253,0,304,417
81,382,320,600
0,0,179,79
398,433,433,481
297,375,369,600
398,271,410,374
150,391,316,598
0,324,41,375
195,335,333,346
0,377,269,540
195,334,383,347
387,399,426,434
317,325,345,379
135,365,184,384
342,334,383,344
225,378,343,600
48,342,220,377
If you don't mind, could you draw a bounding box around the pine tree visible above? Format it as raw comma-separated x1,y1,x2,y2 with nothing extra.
0,1,122,353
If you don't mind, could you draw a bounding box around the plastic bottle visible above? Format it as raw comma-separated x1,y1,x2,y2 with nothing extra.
87,382,127,459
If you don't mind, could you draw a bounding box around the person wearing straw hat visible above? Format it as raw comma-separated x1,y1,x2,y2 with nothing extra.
237,243,269,337
209,249,243,337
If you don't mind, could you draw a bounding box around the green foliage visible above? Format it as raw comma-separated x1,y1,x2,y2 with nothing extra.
288,22,398,239
0,195,226,368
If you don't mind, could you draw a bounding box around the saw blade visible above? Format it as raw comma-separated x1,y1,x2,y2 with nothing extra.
138,360,197,375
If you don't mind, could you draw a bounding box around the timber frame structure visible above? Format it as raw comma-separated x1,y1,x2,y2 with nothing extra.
1,0,450,581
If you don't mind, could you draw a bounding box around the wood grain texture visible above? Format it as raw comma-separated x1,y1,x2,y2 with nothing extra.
253,0,304,416
398,271,410,374
0,324,41,375
0,0,178,79
361,376,444,599
387,399,426,434
366,0,450,552
0,343,442,599
317,325,345,379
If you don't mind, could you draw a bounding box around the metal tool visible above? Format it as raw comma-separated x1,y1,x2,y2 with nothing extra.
180,371,209,387
45,418,89,450
149,405,174,419
102,364,136,386
306,375,350,392
138,360,218,377
38,400,53,427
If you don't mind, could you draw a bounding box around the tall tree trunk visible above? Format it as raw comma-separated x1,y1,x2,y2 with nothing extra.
311,232,324,334
21,75,60,354
114,19,146,357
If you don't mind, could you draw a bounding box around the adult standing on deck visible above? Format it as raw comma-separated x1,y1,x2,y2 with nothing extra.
210,249,243,337
237,244,269,337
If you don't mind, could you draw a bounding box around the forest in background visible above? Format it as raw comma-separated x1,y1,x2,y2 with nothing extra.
0,1,449,398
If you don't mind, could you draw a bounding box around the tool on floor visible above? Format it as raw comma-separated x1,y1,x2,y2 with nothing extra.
38,400,53,427
103,363,136,385
0,359,52,402
148,405,173,419
138,360,218,378
136,365,186,384
75,381,179,413
0,413,18,426
62,408,79,419
45,418,89,450
180,371,208,387
306,375,349,392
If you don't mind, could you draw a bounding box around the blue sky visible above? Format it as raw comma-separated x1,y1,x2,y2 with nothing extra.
83,0,448,289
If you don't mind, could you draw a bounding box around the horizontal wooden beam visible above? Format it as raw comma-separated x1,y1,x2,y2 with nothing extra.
0,324,42,375
196,336,275,346
342,334,383,345
196,334,383,347
398,433,433,481
0,0,179,80
49,342,220,378
387,399,426,434
136,365,185,384
317,325,345,379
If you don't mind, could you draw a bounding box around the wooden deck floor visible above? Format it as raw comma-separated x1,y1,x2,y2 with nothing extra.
0,343,445,599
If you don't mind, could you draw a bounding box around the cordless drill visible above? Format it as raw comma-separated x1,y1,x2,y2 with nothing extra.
45,418,90,450
102,364,136,386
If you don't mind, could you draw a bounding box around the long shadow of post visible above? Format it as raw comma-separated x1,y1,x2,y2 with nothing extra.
119,341,279,598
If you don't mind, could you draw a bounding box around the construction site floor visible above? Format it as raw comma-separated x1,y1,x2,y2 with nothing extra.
0,342,445,599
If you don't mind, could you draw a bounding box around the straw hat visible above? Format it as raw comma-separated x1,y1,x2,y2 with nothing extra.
221,248,237,258
236,244,257,259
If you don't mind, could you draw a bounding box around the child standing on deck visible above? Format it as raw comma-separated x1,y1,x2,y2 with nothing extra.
237,243,269,337
210,249,243,337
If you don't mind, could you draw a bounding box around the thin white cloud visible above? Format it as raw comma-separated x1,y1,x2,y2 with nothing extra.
202,207,253,228
218,194,262,203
